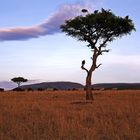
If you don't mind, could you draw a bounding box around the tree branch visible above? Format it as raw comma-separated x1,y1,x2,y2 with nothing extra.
101,49,110,53
98,36,112,51
86,38,98,51
98,49,111,55
96,63,102,68
93,30,103,45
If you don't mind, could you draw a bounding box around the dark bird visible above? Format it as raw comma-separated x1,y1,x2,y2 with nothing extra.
94,10,98,14
101,8,106,12
81,9,88,13
125,15,129,20
82,60,85,66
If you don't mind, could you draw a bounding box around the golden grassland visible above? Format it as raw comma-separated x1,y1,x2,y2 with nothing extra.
0,90,140,140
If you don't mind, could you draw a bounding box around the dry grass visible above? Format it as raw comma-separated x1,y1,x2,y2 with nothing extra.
0,90,140,140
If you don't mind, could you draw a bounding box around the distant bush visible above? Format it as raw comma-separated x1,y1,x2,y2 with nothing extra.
13,88,25,91
0,88,4,92
72,88,78,91
37,88,45,91
27,88,34,91
53,88,58,91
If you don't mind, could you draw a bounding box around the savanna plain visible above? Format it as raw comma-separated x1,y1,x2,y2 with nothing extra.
0,90,140,140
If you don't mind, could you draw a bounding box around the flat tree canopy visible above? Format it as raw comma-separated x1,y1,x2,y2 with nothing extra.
11,77,28,87
61,9,135,46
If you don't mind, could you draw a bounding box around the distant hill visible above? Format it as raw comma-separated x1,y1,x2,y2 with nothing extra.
0,81,16,90
20,81,83,90
92,83,140,90
15,82,140,91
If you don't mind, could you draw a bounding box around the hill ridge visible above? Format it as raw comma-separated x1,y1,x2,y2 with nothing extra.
20,81,83,90
19,82,140,90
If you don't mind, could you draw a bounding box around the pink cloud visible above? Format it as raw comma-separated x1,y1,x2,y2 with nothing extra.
0,4,87,41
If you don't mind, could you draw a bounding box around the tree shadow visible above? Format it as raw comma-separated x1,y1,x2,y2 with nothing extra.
70,101,93,105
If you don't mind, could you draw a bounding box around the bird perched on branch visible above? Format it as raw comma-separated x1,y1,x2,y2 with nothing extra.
125,15,129,20
82,60,85,66
94,10,98,14
81,9,88,13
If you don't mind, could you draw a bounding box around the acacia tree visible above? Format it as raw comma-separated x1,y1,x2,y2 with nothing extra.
61,9,135,100
11,77,28,88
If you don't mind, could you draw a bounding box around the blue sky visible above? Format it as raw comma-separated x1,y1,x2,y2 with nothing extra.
0,0,140,89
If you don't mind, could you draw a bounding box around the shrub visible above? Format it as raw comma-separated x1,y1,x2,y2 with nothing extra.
13,88,25,91
0,88,4,92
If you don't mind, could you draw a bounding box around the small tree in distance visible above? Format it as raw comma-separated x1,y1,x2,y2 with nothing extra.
61,8,135,100
11,77,28,88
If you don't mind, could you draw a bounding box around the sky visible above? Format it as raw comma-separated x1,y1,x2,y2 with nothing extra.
0,0,140,89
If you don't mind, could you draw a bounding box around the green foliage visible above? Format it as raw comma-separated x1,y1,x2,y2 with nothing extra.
61,8,135,49
11,77,28,87
11,77,28,83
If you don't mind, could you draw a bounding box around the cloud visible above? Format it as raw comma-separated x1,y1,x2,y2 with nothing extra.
0,26,42,41
0,4,87,41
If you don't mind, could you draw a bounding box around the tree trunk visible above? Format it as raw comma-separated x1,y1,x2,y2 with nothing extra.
17,82,20,88
85,72,93,100
81,50,98,100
